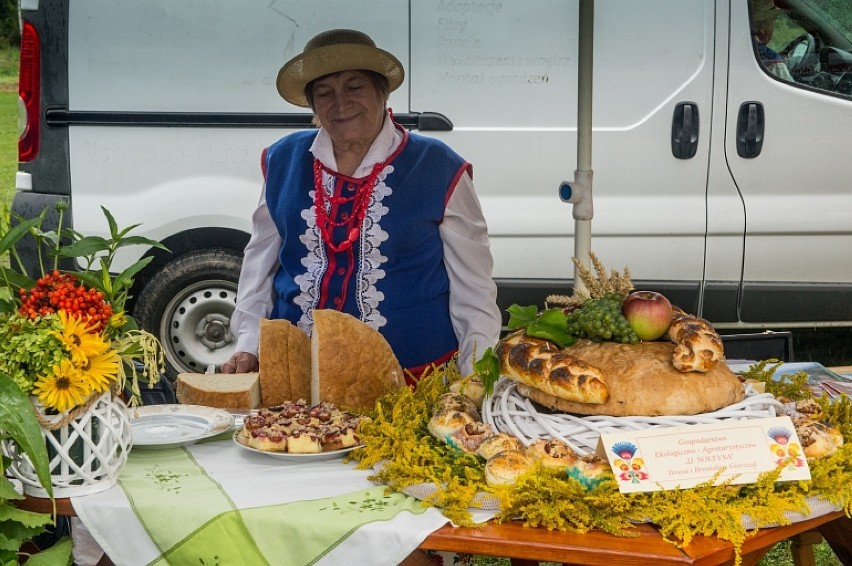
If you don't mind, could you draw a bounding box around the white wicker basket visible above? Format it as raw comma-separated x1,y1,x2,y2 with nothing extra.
483,377,785,456
3,391,133,497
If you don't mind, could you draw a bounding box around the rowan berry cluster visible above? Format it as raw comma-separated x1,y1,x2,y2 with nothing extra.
18,270,113,333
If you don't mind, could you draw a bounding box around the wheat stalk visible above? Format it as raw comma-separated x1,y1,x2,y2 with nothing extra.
546,252,634,309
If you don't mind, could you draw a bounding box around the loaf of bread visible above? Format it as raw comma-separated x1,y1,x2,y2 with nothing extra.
176,372,260,409
258,318,311,405
310,309,405,410
496,331,609,404
516,339,744,416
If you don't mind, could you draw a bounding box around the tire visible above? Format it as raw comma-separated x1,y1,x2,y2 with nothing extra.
134,249,242,379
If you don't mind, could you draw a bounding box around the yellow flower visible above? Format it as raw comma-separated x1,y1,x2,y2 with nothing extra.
32,360,90,413
54,310,109,364
79,348,121,394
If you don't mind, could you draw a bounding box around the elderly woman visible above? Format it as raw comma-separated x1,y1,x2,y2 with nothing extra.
222,29,502,380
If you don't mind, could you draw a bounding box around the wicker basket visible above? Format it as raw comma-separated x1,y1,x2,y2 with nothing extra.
3,391,132,498
483,377,785,456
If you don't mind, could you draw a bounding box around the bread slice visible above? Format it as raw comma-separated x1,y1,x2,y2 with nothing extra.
258,319,311,405
176,372,260,409
310,309,405,411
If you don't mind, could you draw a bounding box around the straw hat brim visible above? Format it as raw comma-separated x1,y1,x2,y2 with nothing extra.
277,43,405,108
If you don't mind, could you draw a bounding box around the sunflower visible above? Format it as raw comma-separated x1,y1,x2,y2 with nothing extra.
79,348,121,394
54,310,109,364
32,360,90,413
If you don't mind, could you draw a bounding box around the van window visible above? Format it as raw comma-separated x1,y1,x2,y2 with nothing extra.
749,0,852,98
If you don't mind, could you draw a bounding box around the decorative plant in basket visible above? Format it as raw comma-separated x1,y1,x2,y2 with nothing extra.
0,203,167,498
0,371,73,565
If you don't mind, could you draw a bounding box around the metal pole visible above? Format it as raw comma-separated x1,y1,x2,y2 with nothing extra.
573,0,594,294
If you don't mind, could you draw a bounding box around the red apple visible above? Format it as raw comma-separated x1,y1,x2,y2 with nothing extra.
622,291,673,341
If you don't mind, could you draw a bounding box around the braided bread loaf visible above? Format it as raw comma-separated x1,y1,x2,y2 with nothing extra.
667,308,724,372
495,331,609,404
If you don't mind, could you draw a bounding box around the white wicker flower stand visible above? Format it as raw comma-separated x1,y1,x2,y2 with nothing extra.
4,391,133,498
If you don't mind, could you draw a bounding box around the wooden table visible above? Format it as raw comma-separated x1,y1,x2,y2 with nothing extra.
16,495,851,566
420,512,851,566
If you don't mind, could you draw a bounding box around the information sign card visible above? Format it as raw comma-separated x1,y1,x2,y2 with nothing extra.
595,417,811,493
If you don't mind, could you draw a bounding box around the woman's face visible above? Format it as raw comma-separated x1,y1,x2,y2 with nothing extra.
310,70,387,148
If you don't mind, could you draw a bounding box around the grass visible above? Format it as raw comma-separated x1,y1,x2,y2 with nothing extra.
0,90,15,205
1,44,16,206
0,45,845,566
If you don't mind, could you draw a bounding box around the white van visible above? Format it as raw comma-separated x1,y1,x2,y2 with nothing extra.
15,0,852,377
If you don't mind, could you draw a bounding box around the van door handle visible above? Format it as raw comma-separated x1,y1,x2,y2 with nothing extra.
393,112,453,131
736,102,765,158
671,102,699,159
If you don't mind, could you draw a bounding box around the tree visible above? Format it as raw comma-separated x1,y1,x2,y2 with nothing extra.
0,0,19,47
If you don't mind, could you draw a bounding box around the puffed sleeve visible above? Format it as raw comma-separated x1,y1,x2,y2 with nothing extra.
440,170,503,376
229,185,281,356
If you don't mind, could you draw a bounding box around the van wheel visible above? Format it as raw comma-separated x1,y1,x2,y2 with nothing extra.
134,249,242,379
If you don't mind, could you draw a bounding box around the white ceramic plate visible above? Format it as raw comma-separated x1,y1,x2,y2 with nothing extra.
131,405,234,449
232,431,360,461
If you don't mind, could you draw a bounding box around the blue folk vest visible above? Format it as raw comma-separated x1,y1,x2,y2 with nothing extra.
263,127,469,373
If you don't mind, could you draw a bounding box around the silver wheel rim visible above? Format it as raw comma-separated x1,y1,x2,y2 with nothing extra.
159,279,238,374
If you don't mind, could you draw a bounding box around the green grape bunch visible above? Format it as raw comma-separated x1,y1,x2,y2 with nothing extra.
564,293,639,344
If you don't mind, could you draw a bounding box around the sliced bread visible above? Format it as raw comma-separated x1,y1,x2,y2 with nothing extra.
176,372,260,409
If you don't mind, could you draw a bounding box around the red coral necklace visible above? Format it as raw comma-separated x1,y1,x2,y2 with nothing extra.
313,159,385,253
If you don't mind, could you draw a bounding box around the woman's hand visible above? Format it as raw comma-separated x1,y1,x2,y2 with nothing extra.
221,352,260,373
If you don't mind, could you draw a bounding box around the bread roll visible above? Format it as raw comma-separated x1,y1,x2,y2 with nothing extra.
476,433,523,460
526,438,578,469
484,449,534,486
449,378,486,406
433,392,481,421
428,409,474,441
310,309,405,410
794,417,844,459
448,421,494,453
516,340,744,416
176,372,260,409
258,319,312,406
667,308,724,372
496,331,609,405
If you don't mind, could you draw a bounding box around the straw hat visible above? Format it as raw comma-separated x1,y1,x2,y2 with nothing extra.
277,29,405,108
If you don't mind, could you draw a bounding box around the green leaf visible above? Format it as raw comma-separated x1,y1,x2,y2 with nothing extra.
111,235,169,253
21,536,73,566
100,205,119,240
0,514,52,552
526,308,577,348
0,215,44,256
54,235,110,258
112,256,154,294
0,476,24,502
0,374,53,498
0,506,54,529
536,308,568,327
473,347,501,396
0,268,36,292
506,304,540,330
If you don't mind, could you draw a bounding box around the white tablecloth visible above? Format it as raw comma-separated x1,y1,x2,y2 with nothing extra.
72,437,466,565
